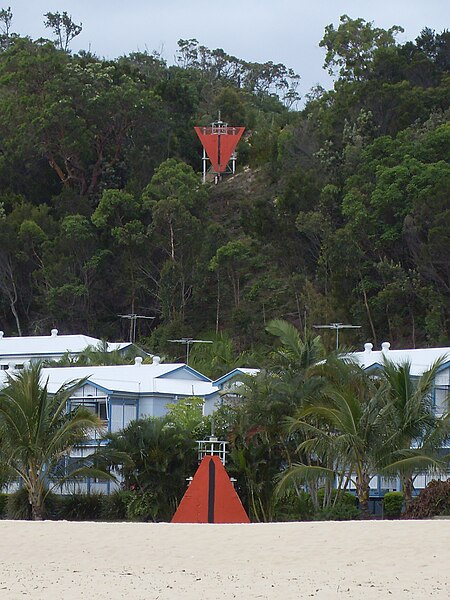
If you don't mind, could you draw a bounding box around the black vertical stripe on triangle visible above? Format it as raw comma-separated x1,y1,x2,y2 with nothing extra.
207,458,216,523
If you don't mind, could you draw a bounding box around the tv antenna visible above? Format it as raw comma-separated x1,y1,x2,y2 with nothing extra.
313,322,361,351
168,337,213,365
119,314,155,343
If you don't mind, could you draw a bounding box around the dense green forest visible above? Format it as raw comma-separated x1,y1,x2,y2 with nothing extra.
0,10,448,356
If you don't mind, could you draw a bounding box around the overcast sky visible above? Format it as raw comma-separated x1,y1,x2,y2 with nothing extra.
6,0,449,96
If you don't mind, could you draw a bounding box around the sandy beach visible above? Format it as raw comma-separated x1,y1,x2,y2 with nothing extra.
0,519,448,599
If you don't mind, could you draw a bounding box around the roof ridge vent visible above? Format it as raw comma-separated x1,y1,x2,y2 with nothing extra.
51,328,58,337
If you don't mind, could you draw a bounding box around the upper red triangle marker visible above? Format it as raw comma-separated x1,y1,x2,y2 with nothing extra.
195,125,245,173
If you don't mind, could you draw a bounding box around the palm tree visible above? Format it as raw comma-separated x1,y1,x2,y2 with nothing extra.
226,319,325,521
46,341,136,367
104,417,198,520
280,358,390,517
381,357,449,509
228,371,294,522
188,331,261,380
266,318,324,375
0,364,102,520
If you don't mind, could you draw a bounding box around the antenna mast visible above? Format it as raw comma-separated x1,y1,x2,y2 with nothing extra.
168,337,213,365
119,314,155,343
313,322,361,351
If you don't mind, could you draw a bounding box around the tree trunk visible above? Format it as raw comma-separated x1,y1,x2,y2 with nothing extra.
10,296,22,337
31,501,44,521
215,275,220,334
356,472,371,519
28,485,44,521
402,475,414,510
360,277,377,346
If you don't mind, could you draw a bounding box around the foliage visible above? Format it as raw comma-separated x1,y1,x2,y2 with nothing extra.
273,488,357,521
125,491,159,522
320,14,404,81
316,488,356,508
0,18,447,527
188,332,260,379
380,358,449,508
273,490,314,521
0,365,104,519
43,11,82,52
1,490,136,521
0,22,446,348
0,6,12,38
5,487,59,520
103,417,197,521
6,487,32,520
165,396,205,436
57,493,104,521
175,38,300,108
0,492,7,518
226,319,326,521
403,479,450,519
101,490,133,521
383,491,404,518
315,503,361,521
280,357,390,517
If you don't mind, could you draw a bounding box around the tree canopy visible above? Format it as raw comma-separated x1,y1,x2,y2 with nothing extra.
0,10,447,353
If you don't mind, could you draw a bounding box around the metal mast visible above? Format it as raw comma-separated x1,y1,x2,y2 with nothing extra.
119,314,155,343
313,323,361,351
168,337,213,365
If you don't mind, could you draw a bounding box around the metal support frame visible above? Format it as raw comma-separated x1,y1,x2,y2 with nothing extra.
202,147,207,184
197,436,228,466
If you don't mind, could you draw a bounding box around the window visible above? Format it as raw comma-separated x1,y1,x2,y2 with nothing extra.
71,398,108,422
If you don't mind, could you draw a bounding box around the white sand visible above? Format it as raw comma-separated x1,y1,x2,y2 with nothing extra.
0,520,448,599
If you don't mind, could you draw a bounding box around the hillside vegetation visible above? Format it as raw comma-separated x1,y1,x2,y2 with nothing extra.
0,13,448,355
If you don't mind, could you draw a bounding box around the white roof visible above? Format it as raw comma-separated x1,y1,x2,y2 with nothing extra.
0,331,131,360
213,367,260,385
0,363,219,398
347,343,450,377
234,368,260,376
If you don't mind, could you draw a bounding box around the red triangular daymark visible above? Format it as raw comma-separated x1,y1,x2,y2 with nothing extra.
171,455,250,523
195,126,245,173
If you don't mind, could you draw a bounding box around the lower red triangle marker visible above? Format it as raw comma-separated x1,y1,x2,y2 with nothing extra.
171,456,250,523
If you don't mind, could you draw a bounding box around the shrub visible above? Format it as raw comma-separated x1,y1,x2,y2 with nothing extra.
7,488,32,520
101,490,133,521
0,493,8,518
317,488,356,508
383,491,404,518
126,492,159,522
58,493,104,521
274,491,314,521
6,488,60,520
315,504,361,521
403,479,450,519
